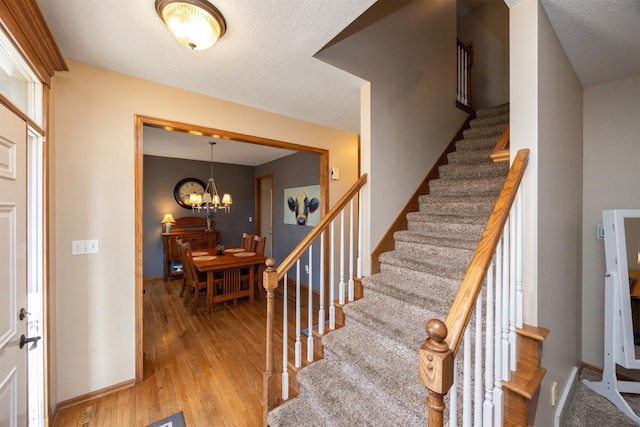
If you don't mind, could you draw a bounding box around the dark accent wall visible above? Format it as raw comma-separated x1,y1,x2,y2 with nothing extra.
256,151,322,288
143,155,255,278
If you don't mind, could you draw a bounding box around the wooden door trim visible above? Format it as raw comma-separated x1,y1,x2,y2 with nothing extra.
134,115,329,383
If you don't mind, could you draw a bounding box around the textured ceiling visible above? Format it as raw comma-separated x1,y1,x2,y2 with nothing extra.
37,0,639,165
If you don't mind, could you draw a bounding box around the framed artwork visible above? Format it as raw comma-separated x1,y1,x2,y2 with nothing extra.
285,185,320,226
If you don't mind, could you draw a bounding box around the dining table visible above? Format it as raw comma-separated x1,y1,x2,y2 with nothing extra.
191,247,267,312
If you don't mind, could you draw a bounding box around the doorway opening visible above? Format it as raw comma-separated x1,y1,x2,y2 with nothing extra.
134,114,328,382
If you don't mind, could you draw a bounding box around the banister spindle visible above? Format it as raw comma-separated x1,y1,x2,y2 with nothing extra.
307,245,314,362
339,210,345,305
329,221,336,330
348,200,354,301
295,260,302,368
318,233,325,335
281,271,289,400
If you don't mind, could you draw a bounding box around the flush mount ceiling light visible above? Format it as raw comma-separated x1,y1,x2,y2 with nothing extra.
155,0,226,51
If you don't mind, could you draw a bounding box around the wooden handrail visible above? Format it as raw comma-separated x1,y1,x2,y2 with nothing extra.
491,122,510,162
419,149,529,426
276,173,368,280
444,148,529,352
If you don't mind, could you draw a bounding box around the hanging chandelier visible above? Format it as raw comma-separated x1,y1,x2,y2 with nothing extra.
199,141,232,213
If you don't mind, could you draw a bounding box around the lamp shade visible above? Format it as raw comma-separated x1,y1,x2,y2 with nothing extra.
161,213,176,224
155,0,226,51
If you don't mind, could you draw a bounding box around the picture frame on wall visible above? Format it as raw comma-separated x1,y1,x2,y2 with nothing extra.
285,185,320,227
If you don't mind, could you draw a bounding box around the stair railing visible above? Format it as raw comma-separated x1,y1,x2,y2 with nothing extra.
457,40,473,112
262,173,368,425
419,149,529,426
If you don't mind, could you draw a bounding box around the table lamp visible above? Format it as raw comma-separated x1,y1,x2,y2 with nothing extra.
162,213,176,233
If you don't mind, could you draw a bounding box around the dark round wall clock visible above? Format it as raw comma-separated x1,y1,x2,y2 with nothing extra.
173,177,206,210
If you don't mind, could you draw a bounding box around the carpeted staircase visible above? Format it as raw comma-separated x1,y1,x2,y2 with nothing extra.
268,104,510,426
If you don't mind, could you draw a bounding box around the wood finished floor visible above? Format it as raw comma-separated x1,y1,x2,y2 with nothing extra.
52,277,315,427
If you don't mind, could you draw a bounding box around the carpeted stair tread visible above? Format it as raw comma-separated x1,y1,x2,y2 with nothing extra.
406,217,486,237
420,196,496,217
476,103,509,118
394,230,480,249
343,290,448,352
406,211,490,225
447,148,494,164
469,111,509,128
455,137,503,152
438,161,509,179
379,250,468,281
462,122,506,139
362,271,459,313
320,325,428,422
295,359,425,426
267,392,326,427
429,175,505,195
394,236,476,263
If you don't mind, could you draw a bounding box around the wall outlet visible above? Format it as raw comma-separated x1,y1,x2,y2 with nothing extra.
551,381,558,406
304,264,309,274
596,224,604,240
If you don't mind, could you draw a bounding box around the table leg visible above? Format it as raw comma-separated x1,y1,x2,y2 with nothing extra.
249,265,255,303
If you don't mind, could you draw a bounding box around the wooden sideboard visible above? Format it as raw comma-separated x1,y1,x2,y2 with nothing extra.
162,217,220,281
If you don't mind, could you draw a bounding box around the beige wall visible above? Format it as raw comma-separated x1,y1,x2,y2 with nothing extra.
48,61,359,403
581,73,640,368
511,1,584,425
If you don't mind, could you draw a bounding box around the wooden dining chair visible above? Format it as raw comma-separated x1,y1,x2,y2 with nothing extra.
241,232,255,251
180,242,209,314
253,234,266,256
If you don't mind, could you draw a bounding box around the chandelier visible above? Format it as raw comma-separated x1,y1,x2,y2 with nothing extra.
195,141,232,214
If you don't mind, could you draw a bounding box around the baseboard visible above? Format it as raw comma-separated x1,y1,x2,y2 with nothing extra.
52,378,135,417
554,366,578,427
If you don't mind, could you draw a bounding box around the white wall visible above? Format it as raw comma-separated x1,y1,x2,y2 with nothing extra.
48,61,359,403
457,0,510,109
581,73,640,367
511,1,584,425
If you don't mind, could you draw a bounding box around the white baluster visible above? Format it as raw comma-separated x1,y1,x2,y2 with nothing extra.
357,191,362,279
474,289,483,426
494,237,504,427
307,245,314,362
295,261,302,368
348,200,354,301
282,272,289,400
318,234,325,335
463,326,472,426
457,45,462,102
339,210,345,305
509,206,517,372
516,190,523,329
329,221,336,330
501,220,510,377
483,259,495,427
450,362,458,427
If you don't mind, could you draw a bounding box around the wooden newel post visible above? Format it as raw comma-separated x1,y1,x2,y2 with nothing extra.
418,319,454,427
262,258,279,427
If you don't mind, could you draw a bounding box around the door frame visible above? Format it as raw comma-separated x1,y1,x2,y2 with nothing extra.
255,174,274,258
133,115,329,382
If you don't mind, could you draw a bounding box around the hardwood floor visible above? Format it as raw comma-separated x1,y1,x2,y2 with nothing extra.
51,277,312,427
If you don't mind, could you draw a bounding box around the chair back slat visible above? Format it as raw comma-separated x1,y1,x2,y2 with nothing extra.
254,235,266,255
241,232,255,251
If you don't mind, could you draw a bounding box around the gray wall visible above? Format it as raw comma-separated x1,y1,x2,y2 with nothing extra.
256,151,321,287
143,155,255,278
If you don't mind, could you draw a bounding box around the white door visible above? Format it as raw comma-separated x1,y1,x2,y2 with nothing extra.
0,103,29,426
259,176,273,258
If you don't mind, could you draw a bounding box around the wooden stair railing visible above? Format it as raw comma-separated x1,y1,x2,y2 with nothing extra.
419,149,546,426
262,173,368,426
491,122,510,162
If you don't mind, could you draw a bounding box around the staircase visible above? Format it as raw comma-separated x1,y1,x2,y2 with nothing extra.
268,104,513,425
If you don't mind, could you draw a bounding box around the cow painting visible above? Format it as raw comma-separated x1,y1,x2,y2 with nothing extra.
287,189,320,226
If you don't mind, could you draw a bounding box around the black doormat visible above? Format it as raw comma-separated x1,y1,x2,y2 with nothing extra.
146,411,186,427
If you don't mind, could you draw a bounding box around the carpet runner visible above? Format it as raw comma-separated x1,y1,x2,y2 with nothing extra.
268,104,510,426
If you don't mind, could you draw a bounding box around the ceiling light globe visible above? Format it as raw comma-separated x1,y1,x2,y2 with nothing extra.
156,0,226,51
